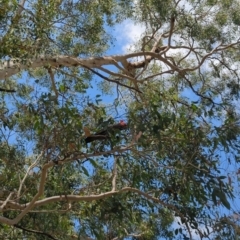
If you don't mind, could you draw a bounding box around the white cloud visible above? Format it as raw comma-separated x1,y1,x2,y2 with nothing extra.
115,20,146,53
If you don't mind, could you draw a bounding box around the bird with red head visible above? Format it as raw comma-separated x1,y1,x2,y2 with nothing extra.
85,120,128,143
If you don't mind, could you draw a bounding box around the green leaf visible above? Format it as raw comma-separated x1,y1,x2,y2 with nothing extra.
82,166,89,177
216,190,231,210
212,188,231,209
212,188,217,205
89,158,98,168
219,176,226,179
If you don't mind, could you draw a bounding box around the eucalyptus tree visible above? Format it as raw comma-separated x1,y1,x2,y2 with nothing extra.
0,0,240,239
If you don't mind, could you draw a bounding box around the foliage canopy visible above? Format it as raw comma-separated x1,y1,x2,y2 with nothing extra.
0,0,240,239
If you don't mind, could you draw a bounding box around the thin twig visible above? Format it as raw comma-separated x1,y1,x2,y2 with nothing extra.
17,152,43,198
14,224,57,240
0,192,14,211
47,67,59,98
167,15,175,47
185,222,193,240
111,156,118,192
81,64,142,93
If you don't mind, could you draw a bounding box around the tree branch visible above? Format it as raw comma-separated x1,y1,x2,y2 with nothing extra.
17,152,43,199
1,40,238,82
111,156,118,192
0,186,185,223
0,87,16,93
0,192,14,211
14,224,57,240
11,161,54,225
81,64,142,93
47,67,59,98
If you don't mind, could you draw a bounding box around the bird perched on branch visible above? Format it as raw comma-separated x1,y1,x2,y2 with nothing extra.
84,120,127,143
